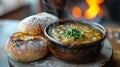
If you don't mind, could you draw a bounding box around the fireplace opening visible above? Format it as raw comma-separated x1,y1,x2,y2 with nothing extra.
40,0,120,23
65,0,105,22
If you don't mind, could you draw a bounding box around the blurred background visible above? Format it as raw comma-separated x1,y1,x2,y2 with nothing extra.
0,0,120,23
0,0,40,20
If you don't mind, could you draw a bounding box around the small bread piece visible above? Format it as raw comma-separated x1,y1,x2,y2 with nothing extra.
37,12,59,28
18,12,58,35
18,15,42,35
5,32,48,62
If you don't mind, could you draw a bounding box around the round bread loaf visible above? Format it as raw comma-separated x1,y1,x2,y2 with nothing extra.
5,32,48,62
18,12,58,35
18,15,43,35
37,12,59,28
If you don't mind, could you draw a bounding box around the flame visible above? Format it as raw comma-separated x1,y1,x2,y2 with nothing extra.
97,0,104,4
84,0,104,19
72,6,82,18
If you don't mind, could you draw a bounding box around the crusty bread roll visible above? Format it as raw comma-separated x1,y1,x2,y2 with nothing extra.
18,12,58,35
6,12,58,62
18,15,43,35
37,12,59,28
5,32,48,62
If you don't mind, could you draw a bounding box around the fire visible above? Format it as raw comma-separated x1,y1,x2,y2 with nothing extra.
84,0,104,19
97,0,104,4
72,6,82,18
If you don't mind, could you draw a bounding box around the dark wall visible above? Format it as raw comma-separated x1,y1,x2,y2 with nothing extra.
105,0,120,21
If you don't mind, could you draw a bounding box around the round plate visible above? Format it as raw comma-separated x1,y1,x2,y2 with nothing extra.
8,39,112,67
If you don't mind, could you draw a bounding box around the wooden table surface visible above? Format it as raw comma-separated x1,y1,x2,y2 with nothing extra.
0,20,120,67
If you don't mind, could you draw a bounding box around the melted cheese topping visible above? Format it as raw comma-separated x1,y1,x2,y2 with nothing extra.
12,32,41,40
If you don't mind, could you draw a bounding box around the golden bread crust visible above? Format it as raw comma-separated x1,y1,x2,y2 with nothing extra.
5,32,48,62
18,15,42,35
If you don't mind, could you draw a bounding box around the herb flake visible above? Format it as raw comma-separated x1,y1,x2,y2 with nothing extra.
60,29,84,39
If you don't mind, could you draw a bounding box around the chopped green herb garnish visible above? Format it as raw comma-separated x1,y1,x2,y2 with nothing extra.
60,29,84,39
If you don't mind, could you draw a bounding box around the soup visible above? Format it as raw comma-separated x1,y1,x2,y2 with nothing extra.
50,23,103,45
